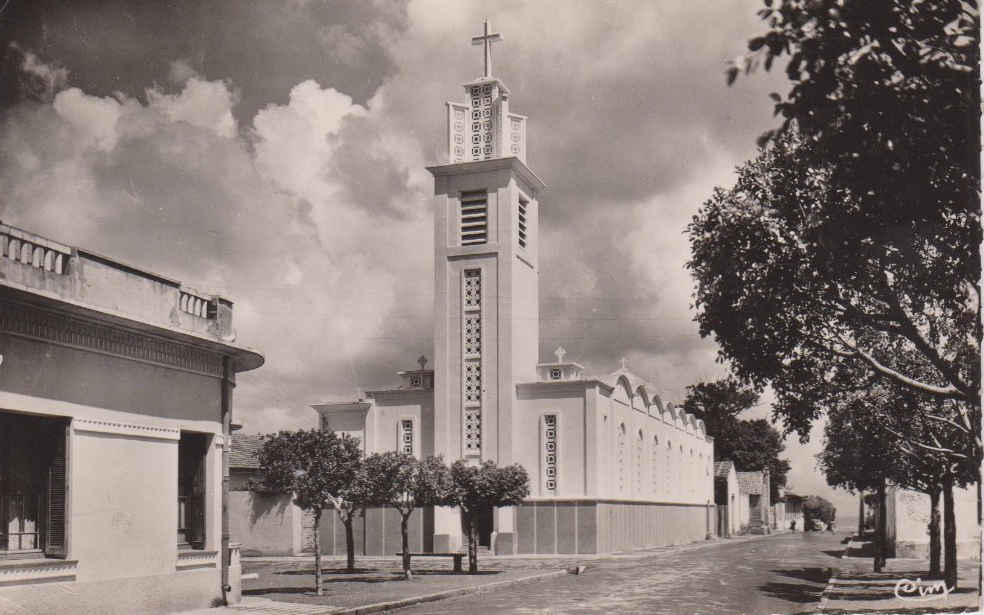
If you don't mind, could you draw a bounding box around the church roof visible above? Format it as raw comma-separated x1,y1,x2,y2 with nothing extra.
714,461,734,478
230,433,264,469
736,471,765,495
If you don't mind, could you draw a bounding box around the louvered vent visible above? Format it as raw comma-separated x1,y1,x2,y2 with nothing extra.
460,191,488,245
518,197,528,248
46,426,67,556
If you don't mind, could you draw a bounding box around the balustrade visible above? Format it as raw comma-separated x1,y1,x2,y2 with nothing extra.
0,227,69,275
179,290,216,319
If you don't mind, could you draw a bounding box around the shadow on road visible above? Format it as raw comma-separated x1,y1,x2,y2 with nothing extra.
757,567,832,604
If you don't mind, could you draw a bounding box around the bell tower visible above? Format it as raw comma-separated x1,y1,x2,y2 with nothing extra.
427,21,546,552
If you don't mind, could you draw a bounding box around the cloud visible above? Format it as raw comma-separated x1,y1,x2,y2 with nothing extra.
147,78,239,138
9,42,69,101
52,88,124,151
168,59,199,85
1,53,432,435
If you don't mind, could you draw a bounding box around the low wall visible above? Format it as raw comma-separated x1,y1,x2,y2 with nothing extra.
317,506,431,556
229,491,301,556
516,499,714,554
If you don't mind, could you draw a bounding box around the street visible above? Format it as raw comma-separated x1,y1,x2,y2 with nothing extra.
396,531,847,615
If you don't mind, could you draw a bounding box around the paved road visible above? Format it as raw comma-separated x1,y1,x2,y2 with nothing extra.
396,531,848,615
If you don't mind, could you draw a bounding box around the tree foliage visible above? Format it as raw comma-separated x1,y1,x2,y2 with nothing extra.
689,1,981,456
361,452,453,577
257,429,362,592
448,460,529,573
802,494,836,530
683,379,790,499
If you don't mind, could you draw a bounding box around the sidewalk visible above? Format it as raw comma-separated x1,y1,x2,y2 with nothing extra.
177,532,782,615
819,536,982,614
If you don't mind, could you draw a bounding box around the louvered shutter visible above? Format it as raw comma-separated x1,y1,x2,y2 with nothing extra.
45,425,67,556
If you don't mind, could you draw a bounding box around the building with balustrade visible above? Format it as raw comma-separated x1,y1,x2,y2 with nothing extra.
313,23,715,556
0,221,263,614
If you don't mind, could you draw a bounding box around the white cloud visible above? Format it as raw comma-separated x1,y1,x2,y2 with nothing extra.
147,78,239,138
52,88,123,151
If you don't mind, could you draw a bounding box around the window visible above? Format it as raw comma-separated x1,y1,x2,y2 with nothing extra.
0,412,68,558
460,191,488,245
652,436,659,495
462,269,482,455
549,368,562,380
409,374,421,388
518,197,529,249
178,432,209,550
617,423,626,495
400,420,414,455
541,415,558,493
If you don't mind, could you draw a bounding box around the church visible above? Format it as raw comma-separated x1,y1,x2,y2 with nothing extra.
315,23,715,556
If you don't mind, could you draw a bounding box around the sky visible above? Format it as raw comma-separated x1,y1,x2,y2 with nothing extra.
0,0,859,517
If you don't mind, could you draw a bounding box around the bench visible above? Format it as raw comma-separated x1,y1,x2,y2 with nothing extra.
396,552,465,572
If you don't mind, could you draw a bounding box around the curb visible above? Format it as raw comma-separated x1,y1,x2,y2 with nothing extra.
817,538,853,611
327,568,568,615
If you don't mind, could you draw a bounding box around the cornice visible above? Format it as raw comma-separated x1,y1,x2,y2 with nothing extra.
0,297,224,378
72,418,182,441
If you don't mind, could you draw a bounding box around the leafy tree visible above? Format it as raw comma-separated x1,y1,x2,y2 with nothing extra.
689,1,981,460
257,429,362,594
362,452,452,579
818,387,906,571
802,495,836,531
447,460,530,573
683,379,790,500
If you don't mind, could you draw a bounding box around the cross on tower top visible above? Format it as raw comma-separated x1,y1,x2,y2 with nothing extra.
471,19,502,78
620,357,629,370
554,346,567,363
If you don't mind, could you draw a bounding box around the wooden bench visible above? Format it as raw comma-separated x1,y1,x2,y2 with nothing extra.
396,552,465,572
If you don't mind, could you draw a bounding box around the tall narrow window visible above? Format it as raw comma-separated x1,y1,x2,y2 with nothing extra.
462,269,482,455
635,430,644,496
541,415,558,494
400,420,414,455
617,423,626,495
651,436,659,496
460,191,488,245
517,197,528,249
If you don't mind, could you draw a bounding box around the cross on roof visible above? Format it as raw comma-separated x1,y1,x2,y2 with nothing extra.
620,357,629,370
554,346,566,363
417,355,428,370
471,19,502,78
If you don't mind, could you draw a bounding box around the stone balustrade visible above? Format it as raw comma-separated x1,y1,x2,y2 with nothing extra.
179,290,216,319
1,224,71,274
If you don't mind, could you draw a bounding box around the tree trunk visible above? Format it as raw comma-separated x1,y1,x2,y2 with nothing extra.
858,492,864,537
928,486,941,578
401,514,411,579
943,474,957,591
344,514,356,572
468,517,479,574
313,510,323,596
874,480,887,572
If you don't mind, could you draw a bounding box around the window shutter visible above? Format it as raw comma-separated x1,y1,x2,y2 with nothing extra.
45,426,67,557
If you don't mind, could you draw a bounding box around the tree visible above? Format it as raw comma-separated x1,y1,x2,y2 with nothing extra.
802,495,836,531
447,460,530,573
818,387,906,571
683,379,790,500
689,1,981,459
257,429,361,594
362,452,452,579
